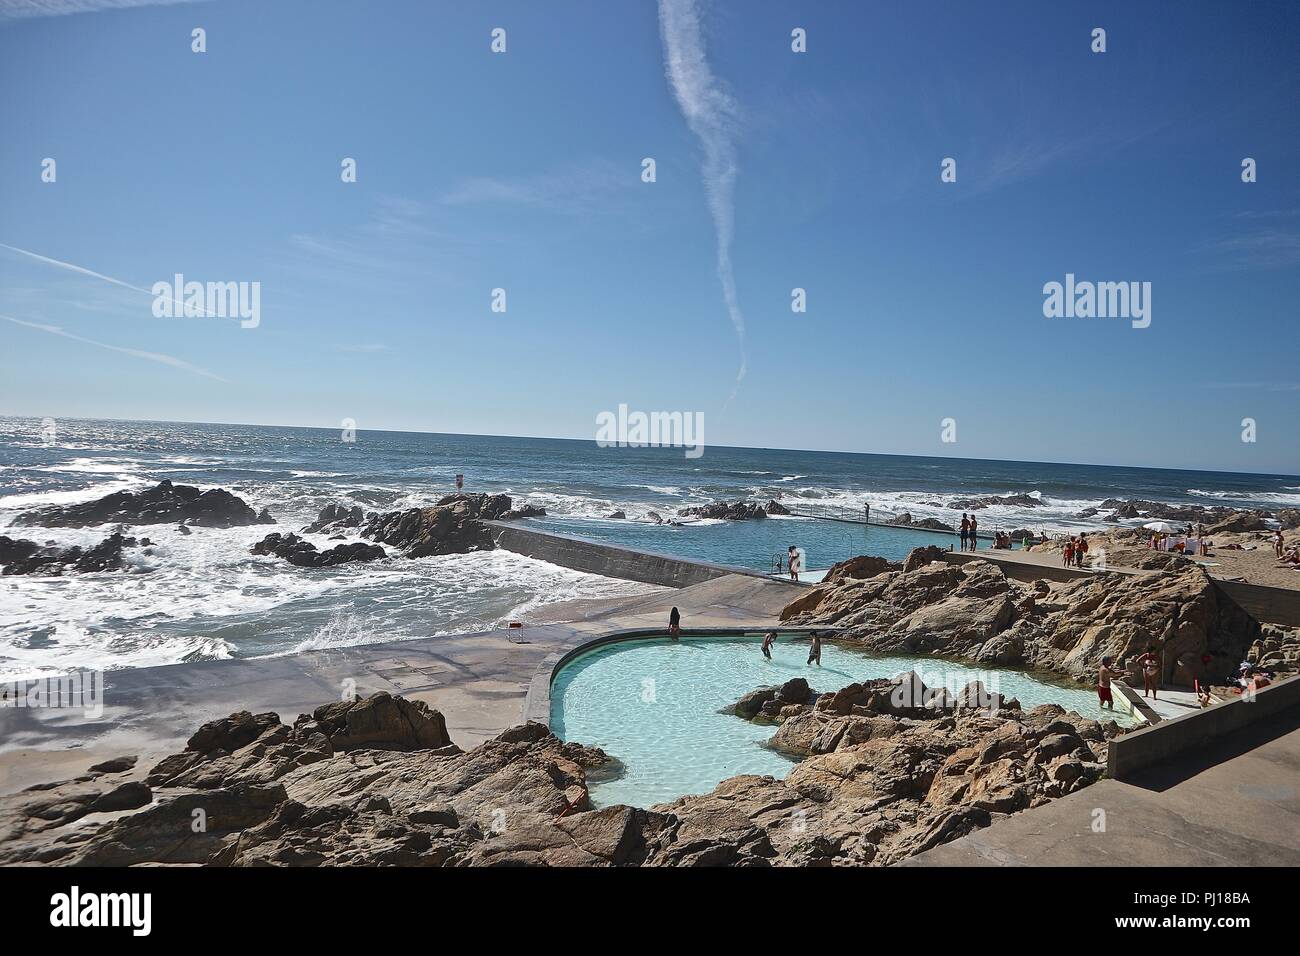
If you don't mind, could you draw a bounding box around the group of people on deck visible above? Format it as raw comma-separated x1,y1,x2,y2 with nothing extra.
1062,533,1090,567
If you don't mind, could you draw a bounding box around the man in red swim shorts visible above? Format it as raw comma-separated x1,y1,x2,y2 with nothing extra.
1097,656,1125,710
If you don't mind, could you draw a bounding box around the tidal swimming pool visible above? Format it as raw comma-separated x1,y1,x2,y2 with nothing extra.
550,634,1139,808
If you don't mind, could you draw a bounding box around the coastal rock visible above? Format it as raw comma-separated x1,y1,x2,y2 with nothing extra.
500,504,546,520
606,510,627,519
361,493,512,557
0,532,146,576
946,493,1042,510
251,532,386,568
304,692,455,752
1205,512,1269,534
822,554,897,585
781,555,1259,685
678,501,772,521
302,503,366,535
887,512,957,532
731,678,815,721
12,479,273,529
765,500,791,516
0,689,1116,868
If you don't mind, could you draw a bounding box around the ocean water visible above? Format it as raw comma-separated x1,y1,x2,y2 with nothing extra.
551,636,1142,808
2,416,1296,681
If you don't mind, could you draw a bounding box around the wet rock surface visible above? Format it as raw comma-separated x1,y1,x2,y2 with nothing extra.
251,532,386,567
12,479,273,529
0,532,151,575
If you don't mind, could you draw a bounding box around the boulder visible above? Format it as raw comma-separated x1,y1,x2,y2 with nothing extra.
0,532,145,575
362,493,513,557
251,532,386,567
12,479,272,529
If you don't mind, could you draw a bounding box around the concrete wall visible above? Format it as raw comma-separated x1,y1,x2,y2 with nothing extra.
487,522,765,589
1215,579,1300,628
940,551,1099,585
1107,675,1300,779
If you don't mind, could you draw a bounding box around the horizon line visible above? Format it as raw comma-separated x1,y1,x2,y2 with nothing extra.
1,412,1295,482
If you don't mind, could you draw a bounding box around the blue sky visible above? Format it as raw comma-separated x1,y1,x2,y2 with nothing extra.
0,0,1297,474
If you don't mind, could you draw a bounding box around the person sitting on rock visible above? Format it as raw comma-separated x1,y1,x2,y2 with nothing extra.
1096,657,1124,710
806,631,822,666
762,631,776,660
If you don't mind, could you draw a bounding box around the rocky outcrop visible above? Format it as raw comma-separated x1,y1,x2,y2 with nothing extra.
500,504,547,520
655,692,1113,866
678,500,784,520
887,512,956,532
823,554,897,584
945,493,1042,510
0,532,150,575
0,685,1119,868
251,532,386,568
1205,512,1270,534
303,503,368,535
12,479,273,529
362,493,513,557
782,552,1260,685
731,678,816,723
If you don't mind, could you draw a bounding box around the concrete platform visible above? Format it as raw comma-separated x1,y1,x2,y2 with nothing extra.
904,705,1300,867
0,573,800,795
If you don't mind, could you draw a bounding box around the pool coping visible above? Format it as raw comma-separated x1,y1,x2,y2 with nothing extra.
523,626,834,727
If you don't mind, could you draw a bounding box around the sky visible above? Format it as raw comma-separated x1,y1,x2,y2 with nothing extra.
0,0,1297,475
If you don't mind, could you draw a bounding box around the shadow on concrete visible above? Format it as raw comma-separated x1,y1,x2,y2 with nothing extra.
1122,704,1300,793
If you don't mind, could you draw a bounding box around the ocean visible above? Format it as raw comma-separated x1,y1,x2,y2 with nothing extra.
2,416,1297,682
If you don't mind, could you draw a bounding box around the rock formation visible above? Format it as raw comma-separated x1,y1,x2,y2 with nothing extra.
0,682,1119,868
361,493,514,557
0,532,150,575
251,532,386,568
11,479,273,529
782,548,1260,685
302,503,367,535
678,500,787,520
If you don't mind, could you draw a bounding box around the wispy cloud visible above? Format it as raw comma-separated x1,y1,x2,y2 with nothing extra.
1203,380,1300,393
0,0,206,20
1205,225,1300,271
0,313,228,382
658,0,747,402
439,158,632,213
0,241,223,317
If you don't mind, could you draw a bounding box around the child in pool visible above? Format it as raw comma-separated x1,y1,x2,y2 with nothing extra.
761,631,776,659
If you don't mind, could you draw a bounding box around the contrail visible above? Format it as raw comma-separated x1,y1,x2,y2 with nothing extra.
0,314,229,383
0,241,219,317
657,0,747,402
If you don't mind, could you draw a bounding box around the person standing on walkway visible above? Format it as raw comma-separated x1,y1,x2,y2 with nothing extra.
959,514,969,551
968,515,978,549
1097,657,1124,710
1136,644,1161,700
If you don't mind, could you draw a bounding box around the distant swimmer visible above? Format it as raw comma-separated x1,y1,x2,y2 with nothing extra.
762,631,776,659
806,630,822,666
668,606,681,640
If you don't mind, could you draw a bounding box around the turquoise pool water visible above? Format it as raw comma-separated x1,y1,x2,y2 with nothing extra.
551,635,1138,808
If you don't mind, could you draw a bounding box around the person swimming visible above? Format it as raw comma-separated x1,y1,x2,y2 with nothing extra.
762,631,776,659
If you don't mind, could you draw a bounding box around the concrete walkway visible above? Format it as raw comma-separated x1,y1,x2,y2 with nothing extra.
0,574,799,795
904,706,1300,867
